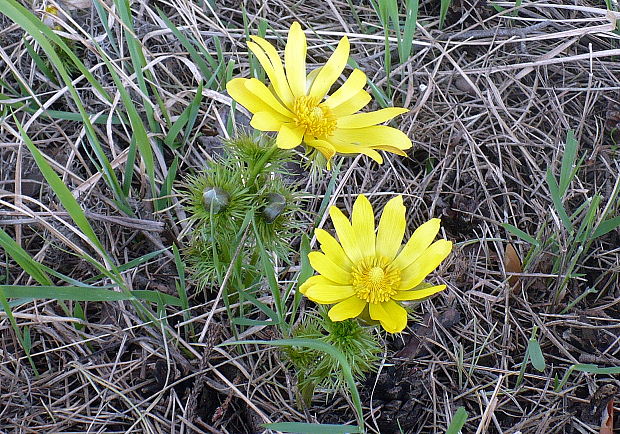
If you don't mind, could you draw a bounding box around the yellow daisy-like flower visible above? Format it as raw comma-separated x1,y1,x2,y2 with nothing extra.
300,195,452,333
226,22,412,165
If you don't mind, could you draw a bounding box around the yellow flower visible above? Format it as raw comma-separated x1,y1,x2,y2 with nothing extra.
226,22,412,165
43,6,62,30
300,195,452,333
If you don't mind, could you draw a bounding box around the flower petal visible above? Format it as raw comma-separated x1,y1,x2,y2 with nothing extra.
392,218,441,270
330,141,383,163
351,195,375,257
308,251,351,285
299,274,337,294
325,69,367,109
371,144,409,157
392,285,446,301
309,36,350,100
369,300,408,333
227,78,281,116
305,284,355,304
248,37,294,106
250,111,288,131
276,123,304,149
315,228,352,270
285,22,307,98
306,66,322,92
336,107,409,129
331,125,412,150
331,90,372,117
376,196,406,261
328,296,367,321
399,240,453,290
305,139,336,162
244,78,294,117
329,205,364,263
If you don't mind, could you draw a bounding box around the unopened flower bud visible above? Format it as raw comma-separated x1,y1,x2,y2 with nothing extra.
202,186,229,214
261,192,286,223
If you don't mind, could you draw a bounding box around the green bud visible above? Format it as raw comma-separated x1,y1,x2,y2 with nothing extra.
202,186,229,214
261,192,286,223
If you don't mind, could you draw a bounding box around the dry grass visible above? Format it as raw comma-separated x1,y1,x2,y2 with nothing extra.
1,0,620,432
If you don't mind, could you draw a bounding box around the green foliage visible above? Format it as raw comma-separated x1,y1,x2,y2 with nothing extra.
440,0,452,28
263,422,362,433
515,326,546,388
180,134,302,293
1,0,134,215
506,130,620,306
222,338,366,430
554,363,620,392
446,407,468,434
287,311,381,403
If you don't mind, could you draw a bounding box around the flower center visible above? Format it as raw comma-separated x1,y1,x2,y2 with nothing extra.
351,256,401,304
292,96,336,138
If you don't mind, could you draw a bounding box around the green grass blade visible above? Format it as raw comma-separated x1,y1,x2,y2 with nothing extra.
114,0,159,133
0,287,38,374
262,422,362,433
527,338,546,372
502,223,540,247
98,48,158,205
559,130,578,195
555,363,620,391
156,156,179,210
574,195,601,243
93,0,120,56
0,227,52,285
446,406,468,434
546,168,573,232
17,119,106,256
172,244,192,334
157,11,222,88
253,220,284,324
237,285,279,322
0,285,180,305
400,0,419,62
1,1,130,214
164,82,204,148
593,215,620,239
440,0,452,28
0,1,111,100
222,339,364,429
287,234,312,331
23,39,58,85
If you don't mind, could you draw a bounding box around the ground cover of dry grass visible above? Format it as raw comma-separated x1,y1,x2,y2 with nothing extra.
1,0,620,433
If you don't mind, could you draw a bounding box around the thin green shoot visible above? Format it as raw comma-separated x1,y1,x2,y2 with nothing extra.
0,284,181,305
554,363,620,392
263,422,362,433
502,223,540,248
287,234,313,332
2,1,131,214
0,288,38,374
0,227,52,285
221,338,365,430
173,244,193,336
440,0,452,29
97,49,158,210
515,326,546,388
445,406,468,434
